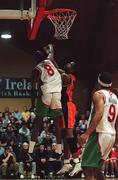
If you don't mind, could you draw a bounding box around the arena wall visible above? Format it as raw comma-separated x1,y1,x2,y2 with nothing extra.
0,42,34,112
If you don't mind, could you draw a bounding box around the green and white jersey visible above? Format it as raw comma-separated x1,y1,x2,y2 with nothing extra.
35,59,62,94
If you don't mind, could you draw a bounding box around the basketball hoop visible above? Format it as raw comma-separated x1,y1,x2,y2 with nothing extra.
46,8,77,40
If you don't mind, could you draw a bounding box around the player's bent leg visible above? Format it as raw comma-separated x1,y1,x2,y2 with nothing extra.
29,116,43,153
62,128,70,159
29,100,49,153
31,117,44,142
53,115,63,154
50,108,63,154
66,129,82,176
65,104,82,176
57,128,72,175
67,136,78,157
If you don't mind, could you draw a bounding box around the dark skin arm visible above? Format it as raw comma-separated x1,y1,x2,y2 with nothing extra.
58,68,65,74
43,44,65,73
31,69,41,108
61,73,72,86
46,54,65,73
78,92,104,146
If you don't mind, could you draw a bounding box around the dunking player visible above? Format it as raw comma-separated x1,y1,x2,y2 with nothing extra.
29,45,63,155
57,62,82,176
79,72,118,180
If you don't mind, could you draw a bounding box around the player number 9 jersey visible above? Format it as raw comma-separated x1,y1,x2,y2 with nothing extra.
96,89,118,134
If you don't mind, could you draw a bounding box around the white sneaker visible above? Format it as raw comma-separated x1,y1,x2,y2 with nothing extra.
105,173,110,178
20,174,24,179
111,173,115,177
81,173,85,178
69,162,82,176
57,163,72,175
31,174,35,178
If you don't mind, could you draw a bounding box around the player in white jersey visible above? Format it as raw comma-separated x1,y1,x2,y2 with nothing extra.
29,45,64,154
35,59,62,94
78,72,118,180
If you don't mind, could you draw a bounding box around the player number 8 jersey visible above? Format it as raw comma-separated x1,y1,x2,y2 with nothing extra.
35,59,62,94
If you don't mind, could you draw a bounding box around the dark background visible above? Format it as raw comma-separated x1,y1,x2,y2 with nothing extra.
0,0,118,89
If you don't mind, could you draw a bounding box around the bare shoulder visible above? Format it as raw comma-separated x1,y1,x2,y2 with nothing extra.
93,91,104,103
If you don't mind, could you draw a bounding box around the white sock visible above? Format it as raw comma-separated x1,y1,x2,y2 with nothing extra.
64,159,70,164
56,144,62,154
28,141,36,153
73,158,80,163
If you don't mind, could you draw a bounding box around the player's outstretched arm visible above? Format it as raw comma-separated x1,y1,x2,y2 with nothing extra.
43,44,59,67
43,44,54,55
43,44,65,73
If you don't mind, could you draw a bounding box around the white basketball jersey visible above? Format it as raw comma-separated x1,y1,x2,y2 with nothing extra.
35,59,62,93
96,90,118,134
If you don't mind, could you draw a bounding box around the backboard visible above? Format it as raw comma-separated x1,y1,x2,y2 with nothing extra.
0,0,35,20
28,0,54,40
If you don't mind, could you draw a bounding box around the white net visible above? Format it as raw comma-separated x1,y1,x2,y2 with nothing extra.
47,9,77,40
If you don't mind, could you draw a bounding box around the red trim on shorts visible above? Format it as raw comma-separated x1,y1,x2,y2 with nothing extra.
110,148,118,158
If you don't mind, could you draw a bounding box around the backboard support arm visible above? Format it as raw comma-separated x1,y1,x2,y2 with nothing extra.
28,0,47,40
